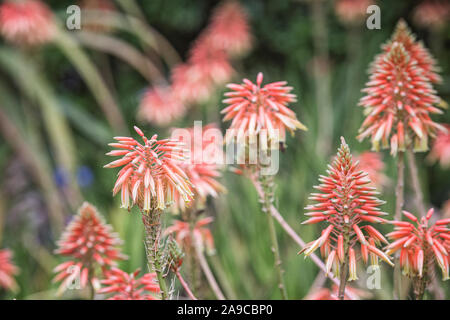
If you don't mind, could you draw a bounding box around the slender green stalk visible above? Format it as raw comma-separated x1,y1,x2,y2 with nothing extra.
142,211,169,300
394,151,405,299
311,0,333,157
250,174,358,300
337,226,350,300
258,171,288,300
195,243,226,300
406,147,426,215
175,270,198,300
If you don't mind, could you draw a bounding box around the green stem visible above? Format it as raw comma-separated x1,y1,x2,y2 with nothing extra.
337,229,350,300
259,171,288,300
394,151,405,299
406,147,426,215
142,211,169,300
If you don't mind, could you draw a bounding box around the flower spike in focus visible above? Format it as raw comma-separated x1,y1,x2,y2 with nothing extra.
104,126,193,212
222,72,307,146
300,137,393,282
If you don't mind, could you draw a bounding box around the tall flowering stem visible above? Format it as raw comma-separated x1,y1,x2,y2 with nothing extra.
358,21,446,298
300,138,394,300
259,171,288,299
105,126,194,300
222,73,306,299
142,211,168,299
387,209,450,299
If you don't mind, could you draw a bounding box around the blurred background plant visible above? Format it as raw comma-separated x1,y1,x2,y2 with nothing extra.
0,0,448,300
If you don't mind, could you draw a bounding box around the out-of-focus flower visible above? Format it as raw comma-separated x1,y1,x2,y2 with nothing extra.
172,44,233,105
0,0,55,46
0,249,19,292
354,152,389,189
138,86,186,126
171,124,225,210
413,1,450,31
427,124,450,168
204,0,252,57
222,72,307,146
358,38,444,155
104,126,193,212
386,209,450,281
335,0,374,26
171,63,214,105
189,37,234,86
300,138,393,282
165,217,215,254
386,20,442,84
80,0,116,33
98,267,160,300
305,285,371,300
53,202,126,295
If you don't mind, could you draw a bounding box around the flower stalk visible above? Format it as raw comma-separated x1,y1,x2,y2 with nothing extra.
259,170,288,300
142,210,169,300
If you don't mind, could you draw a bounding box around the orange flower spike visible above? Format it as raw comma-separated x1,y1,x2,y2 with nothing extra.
53,202,127,295
387,209,450,281
105,126,193,212
358,21,445,155
222,72,307,146
0,0,55,47
0,249,19,292
98,267,160,300
301,137,393,281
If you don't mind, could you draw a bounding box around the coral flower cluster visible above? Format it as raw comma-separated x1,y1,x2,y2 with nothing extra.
98,268,160,300
386,209,450,281
222,72,307,146
0,249,19,292
301,138,393,281
138,86,186,126
165,217,215,254
305,285,371,300
413,0,450,31
0,0,55,46
335,0,374,25
353,152,389,189
171,124,225,209
104,126,193,212
428,124,450,168
53,202,126,294
139,0,251,125
202,0,252,57
358,23,445,154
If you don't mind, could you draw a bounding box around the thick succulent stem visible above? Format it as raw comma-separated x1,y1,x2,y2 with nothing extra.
259,171,288,300
142,210,169,300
